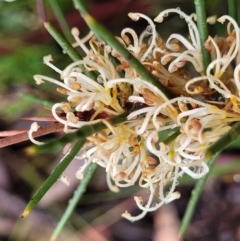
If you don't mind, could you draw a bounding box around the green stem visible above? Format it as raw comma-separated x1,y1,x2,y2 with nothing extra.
48,0,72,41
44,22,97,81
21,138,86,218
72,0,175,99
178,154,218,238
228,0,238,21
50,163,97,241
194,0,211,72
35,112,128,153
206,121,240,158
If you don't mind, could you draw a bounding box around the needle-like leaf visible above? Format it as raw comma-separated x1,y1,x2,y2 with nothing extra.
21,137,86,218
44,22,97,81
194,0,211,72
50,163,97,241
179,154,218,238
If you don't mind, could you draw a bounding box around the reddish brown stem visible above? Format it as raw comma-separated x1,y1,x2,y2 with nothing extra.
0,123,63,148
0,130,28,137
21,116,57,122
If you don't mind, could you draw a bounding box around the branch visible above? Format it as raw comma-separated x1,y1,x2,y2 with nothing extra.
0,123,63,148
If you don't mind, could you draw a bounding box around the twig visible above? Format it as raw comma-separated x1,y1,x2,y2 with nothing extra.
21,116,57,122
0,130,28,137
0,123,63,148
35,112,128,153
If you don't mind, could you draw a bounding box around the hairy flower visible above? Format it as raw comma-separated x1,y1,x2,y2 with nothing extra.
28,8,240,221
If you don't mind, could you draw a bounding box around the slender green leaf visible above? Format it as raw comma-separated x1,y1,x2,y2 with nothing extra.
44,22,97,80
50,163,97,241
21,138,86,218
48,0,72,41
194,0,211,72
179,154,218,238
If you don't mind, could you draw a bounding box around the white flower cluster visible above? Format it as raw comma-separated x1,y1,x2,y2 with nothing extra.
30,8,240,221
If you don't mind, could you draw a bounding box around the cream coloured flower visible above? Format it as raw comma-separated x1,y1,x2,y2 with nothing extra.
30,8,240,221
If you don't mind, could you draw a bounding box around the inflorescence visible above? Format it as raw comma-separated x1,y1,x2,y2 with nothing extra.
29,8,240,221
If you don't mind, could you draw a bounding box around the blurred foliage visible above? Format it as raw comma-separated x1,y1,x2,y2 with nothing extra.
0,46,63,92
0,0,37,32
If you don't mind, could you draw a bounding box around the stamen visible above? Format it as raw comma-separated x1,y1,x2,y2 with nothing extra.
59,175,71,186
154,8,200,50
28,122,45,145
43,55,62,74
217,16,240,75
128,12,157,62
71,27,91,54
